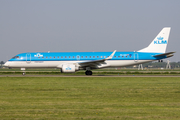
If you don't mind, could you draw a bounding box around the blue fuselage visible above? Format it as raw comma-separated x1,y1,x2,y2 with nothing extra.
9,51,165,62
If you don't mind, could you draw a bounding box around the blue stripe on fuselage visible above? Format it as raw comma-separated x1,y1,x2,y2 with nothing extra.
8,52,166,61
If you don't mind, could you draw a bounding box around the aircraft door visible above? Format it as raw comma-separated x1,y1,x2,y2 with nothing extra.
134,53,138,62
26,53,31,63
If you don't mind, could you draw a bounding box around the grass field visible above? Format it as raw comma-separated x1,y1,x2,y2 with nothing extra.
0,70,180,76
0,68,180,76
0,77,180,120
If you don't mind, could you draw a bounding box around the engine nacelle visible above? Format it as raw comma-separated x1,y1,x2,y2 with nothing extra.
61,64,76,73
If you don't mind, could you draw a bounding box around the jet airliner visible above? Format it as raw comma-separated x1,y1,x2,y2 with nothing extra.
4,27,175,75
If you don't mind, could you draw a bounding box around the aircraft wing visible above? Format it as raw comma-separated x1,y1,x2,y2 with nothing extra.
78,50,116,67
154,52,175,58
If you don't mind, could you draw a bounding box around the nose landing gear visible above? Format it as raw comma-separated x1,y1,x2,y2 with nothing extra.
22,72,26,76
21,68,26,76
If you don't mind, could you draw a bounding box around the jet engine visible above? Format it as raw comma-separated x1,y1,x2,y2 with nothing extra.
61,64,78,73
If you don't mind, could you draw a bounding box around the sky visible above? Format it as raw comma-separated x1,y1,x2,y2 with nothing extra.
0,0,180,62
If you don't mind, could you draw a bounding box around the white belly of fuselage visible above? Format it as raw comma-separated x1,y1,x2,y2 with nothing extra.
6,60,153,69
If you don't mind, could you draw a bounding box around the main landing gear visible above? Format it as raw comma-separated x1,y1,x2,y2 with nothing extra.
85,70,92,75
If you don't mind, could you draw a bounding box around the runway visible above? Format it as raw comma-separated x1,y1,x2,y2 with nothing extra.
0,75,180,77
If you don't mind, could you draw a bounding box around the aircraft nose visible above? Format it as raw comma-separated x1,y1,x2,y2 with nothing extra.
4,62,10,67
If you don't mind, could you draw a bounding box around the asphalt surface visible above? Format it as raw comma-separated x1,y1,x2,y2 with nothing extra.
0,75,180,77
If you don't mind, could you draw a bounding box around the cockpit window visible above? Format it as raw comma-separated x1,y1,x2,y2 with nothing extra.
12,56,19,59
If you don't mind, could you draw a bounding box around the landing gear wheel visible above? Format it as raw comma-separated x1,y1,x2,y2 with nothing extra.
85,70,92,75
22,72,26,76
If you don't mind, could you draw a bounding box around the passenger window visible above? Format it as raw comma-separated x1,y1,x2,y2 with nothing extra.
122,56,124,58
65,56,67,58
90,56,91,58
93,56,95,58
97,56,99,58
50,57,52,58
73,56,75,58
104,56,106,58
61,56,63,58
42,57,44,58
101,56,102,58
114,56,116,58
46,57,48,58
57,56,59,58
69,56,71,58
54,57,55,58
86,56,87,58
118,56,120,58
81,56,83,58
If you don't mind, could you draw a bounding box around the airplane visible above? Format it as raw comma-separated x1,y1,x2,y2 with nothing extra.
4,27,175,75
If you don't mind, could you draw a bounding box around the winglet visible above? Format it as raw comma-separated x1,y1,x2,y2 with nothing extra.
106,50,116,60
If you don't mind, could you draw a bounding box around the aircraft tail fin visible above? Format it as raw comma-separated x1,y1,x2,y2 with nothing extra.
138,27,171,53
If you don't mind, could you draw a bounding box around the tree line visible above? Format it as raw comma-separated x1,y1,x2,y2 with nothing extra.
0,61,5,68
142,61,180,68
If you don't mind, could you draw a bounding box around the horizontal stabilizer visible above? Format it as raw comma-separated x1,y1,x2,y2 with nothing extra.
154,52,175,57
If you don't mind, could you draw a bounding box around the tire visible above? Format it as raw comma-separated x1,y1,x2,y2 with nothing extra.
85,70,92,75
89,71,92,75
